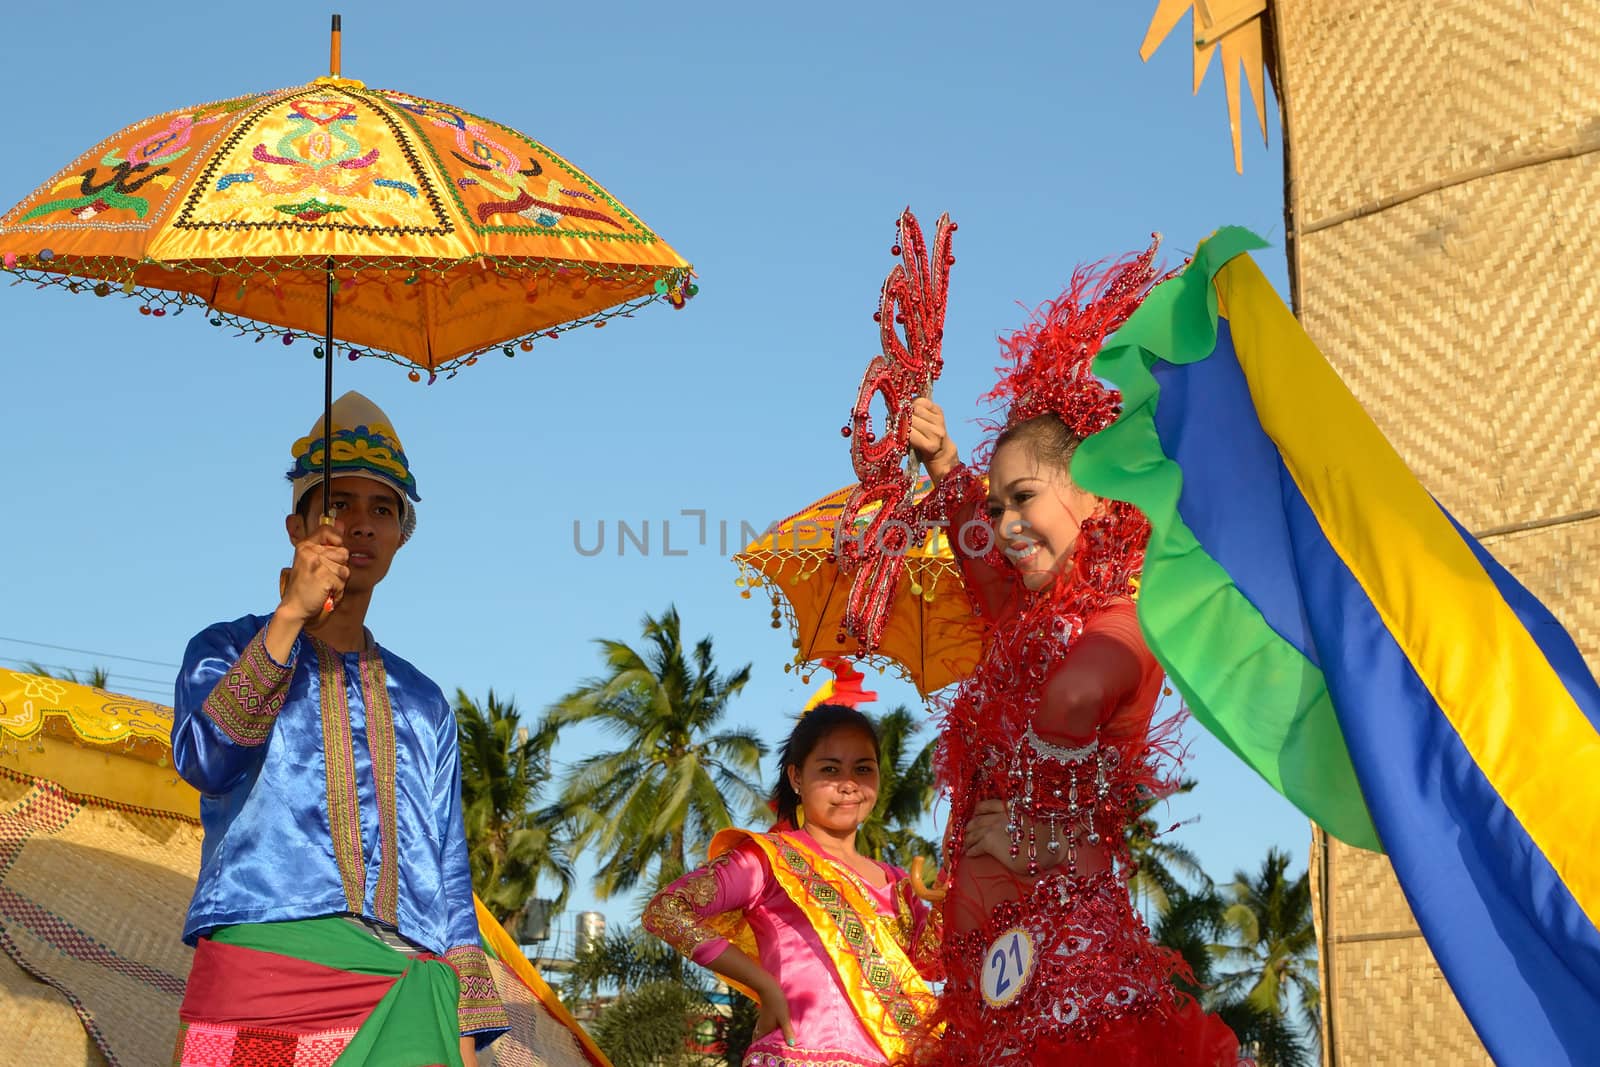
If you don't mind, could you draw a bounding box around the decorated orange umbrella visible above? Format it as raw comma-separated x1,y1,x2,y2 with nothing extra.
0,16,693,520
734,473,984,698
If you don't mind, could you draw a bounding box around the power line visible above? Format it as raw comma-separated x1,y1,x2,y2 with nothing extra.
0,657,174,688
103,682,171,696
2,681,171,702
0,635,180,670
91,686,172,701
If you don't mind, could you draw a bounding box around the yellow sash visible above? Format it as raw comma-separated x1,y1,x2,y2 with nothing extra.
709,828,938,1061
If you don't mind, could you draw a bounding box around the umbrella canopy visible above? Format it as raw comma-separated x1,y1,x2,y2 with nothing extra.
0,71,693,377
735,475,985,698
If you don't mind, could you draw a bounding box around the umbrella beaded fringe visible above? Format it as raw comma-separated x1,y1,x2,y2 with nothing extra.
3,257,695,380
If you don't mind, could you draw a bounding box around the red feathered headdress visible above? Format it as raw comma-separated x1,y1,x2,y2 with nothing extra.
981,234,1165,444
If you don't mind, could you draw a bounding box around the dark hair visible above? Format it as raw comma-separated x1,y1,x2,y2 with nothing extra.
769,704,880,828
993,413,1082,475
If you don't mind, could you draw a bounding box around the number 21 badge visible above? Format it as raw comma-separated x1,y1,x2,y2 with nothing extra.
980,927,1036,1008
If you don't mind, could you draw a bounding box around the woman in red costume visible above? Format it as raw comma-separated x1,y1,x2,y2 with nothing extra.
906,241,1242,1066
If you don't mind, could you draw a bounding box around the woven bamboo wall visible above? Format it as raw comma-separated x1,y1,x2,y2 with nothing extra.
1310,830,1493,1065
1275,1,1600,1062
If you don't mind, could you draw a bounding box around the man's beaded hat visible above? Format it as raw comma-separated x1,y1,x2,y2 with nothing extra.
286,391,419,543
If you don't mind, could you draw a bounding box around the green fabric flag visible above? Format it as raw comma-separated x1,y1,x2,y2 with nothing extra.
1071,227,1380,850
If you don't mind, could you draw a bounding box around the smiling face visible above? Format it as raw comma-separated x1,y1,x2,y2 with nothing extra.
986,438,1100,591
788,727,881,835
287,475,405,594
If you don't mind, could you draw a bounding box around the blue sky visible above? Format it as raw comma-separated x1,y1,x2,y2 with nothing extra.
0,2,1307,939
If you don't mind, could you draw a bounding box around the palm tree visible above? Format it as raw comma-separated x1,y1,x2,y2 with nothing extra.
1151,884,1227,1000
1151,850,1319,1067
569,927,755,1067
1212,847,1320,1063
588,980,705,1067
1127,778,1211,917
549,606,766,899
857,705,939,869
720,995,759,1067
455,689,573,927
565,928,698,1003
1215,1000,1313,1067
24,661,111,689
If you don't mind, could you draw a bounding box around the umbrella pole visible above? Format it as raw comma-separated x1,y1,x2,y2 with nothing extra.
330,14,342,80
318,259,337,617
907,382,933,484
314,16,341,617
322,258,335,521
321,14,340,523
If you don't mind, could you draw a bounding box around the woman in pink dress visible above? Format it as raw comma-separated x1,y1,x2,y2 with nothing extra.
643,703,942,1067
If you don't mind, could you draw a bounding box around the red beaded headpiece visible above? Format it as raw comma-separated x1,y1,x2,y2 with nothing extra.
982,235,1165,443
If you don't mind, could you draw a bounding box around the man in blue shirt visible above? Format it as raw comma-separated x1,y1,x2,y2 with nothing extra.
170,391,507,1066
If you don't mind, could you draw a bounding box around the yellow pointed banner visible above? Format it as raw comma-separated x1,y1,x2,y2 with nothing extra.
0,668,192,817
1140,0,1273,172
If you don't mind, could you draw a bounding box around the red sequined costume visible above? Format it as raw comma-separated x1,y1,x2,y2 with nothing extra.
917,243,1241,1066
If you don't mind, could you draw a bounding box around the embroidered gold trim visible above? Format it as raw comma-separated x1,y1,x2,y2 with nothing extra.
910,887,944,977
311,637,366,914
445,944,509,1034
775,839,932,1035
643,864,723,958
890,880,917,953
740,1053,885,1067
358,653,400,925
201,630,292,745
725,831,939,1059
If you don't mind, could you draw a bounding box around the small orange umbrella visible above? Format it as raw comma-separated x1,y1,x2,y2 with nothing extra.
0,16,693,520
735,475,985,698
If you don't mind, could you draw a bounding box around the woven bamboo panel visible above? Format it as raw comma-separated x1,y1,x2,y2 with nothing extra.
0,949,109,1067
1316,833,1492,1066
1278,1,1600,224
0,773,200,1066
1482,517,1600,665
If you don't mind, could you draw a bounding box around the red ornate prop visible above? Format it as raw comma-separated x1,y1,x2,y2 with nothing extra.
833,209,956,653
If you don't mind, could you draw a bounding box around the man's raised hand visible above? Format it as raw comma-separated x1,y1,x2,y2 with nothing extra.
281,522,349,625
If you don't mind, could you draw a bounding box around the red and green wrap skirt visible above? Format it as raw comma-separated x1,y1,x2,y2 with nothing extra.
174,917,466,1067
